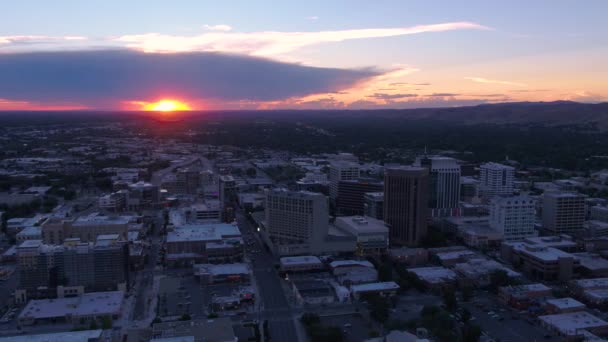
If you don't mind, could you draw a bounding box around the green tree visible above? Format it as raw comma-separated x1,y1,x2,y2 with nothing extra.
462,322,482,342
179,313,191,321
442,288,458,312
300,312,320,326
246,168,257,178
461,286,474,302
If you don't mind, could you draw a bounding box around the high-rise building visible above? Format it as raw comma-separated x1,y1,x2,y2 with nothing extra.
542,192,586,234
363,192,384,220
416,156,461,217
264,189,329,254
383,166,429,246
336,178,383,216
219,175,237,204
490,195,537,241
329,161,360,201
17,236,129,299
479,162,515,198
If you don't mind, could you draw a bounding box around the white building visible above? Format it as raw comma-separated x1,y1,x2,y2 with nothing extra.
191,201,222,223
479,162,514,199
415,156,461,217
542,192,586,234
329,161,360,201
490,195,537,241
334,216,389,255
264,189,329,255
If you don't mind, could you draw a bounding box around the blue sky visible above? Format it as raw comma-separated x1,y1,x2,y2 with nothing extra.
1,0,607,110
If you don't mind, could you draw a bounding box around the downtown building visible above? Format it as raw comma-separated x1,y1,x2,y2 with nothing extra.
329,161,360,202
415,156,461,218
542,191,587,234
262,189,355,256
490,195,537,241
384,166,429,246
16,235,129,301
479,162,515,199
336,178,383,216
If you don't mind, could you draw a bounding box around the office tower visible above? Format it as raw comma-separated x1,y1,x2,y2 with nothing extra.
490,195,536,241
329,161,360,201
416,156,461,217
127,181,160,210
542,192,586,234
479,162,515,198
17,236,129,299
363,192,384,220
176,168,201,194
384,166,429,246
264,189,328,253
219,175,237,204
336,178,383,216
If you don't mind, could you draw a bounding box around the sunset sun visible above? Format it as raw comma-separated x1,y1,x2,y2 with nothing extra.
144,99,191,111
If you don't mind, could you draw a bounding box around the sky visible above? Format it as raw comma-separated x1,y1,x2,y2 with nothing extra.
0,0,607,110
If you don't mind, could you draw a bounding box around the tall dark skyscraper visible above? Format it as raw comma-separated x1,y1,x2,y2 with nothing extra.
384,166,429,246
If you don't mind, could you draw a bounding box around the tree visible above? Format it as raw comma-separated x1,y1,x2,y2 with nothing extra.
101,316,112,329
300,312,320,326
461,286,474,302
367,294,390,323
461,308,472,323
489,269,510,290
378,262,393,282
179,313,191,321
462,322,482,342
442,288,458,312
246,168,257,178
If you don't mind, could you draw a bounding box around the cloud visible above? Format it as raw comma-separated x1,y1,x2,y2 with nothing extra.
203,24,232,32
0,50,380,108
426,93,459,97
115,21,488,56
464,76,526,87
305,16,319,21
0,35,87,45
368,93,418,100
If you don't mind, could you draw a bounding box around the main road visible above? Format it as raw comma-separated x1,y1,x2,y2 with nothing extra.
235,209,300,342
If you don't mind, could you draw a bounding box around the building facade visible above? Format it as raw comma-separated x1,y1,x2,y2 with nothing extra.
542,192,586,234
490,195,537,241
416,156,461,217
479,162,515,199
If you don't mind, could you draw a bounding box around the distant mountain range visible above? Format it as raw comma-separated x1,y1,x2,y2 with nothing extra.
342,101,608,129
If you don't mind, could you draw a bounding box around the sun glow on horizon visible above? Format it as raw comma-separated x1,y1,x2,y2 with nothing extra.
143,99,191,111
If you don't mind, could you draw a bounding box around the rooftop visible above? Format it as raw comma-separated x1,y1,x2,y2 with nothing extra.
351,281,399,293
329,260,375,269
0,330,104,342
193,263,249,276
19,291,124,320
539,311,608,336
573,278,608,290
546,297,586,310
407,266,458,284
334,216,388,234
280,255,322,266
167,223,241,243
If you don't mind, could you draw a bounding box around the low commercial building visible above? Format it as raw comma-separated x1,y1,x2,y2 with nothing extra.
544,297,586,314
407,267,457,289
573,253,608,277
191,201,222,223
279,256,324,272
41,212,139,244
329,260,378,285
152,317,237,342
498,283,552,309
334,216,389,255
539,312,608,341
292,279,336,305
350,281,399,299
193,263,250,284
501,241,580,281
430,247,477,267
165,223,243,267
0,330,107,342
18,291,124,327
457,223,503,249
388,248,429,266
454,258,520,287
570,278,608,306
15,226,41,242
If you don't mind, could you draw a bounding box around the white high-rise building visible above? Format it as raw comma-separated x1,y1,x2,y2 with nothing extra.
329,161,360,201
479,162,515,198
264,189,329,255
416,156,461,217
490,195,537,241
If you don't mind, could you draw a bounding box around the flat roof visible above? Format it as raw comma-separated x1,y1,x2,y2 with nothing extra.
280,256,322,266
351,281,399,293
19,291,124,320
573,253,608,271
501,283,551,293
546,297,586,309
454,258,520,278
509,242,576,262
539,312,608,336
584,289,608,300
72,213,132,226
193,263,249,275
573,278,608,289
167,223,241,243
407,266,457,284
334,216,388,234
329,260,375,269
0,330,104,342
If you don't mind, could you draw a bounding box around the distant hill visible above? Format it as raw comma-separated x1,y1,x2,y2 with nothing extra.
335,101,608,129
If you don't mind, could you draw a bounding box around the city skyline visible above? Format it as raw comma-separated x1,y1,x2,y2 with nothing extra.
0,0,607,110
